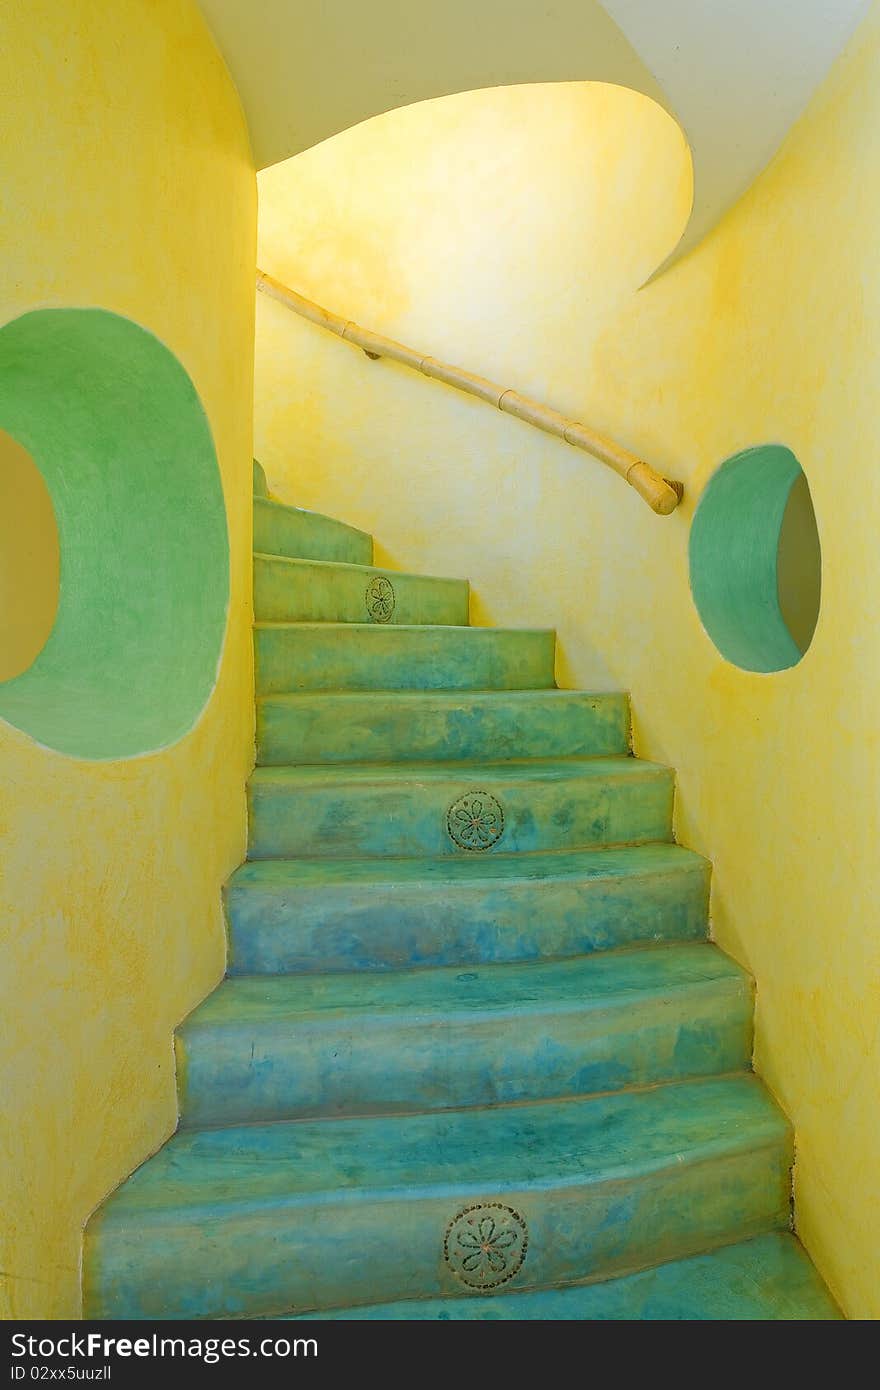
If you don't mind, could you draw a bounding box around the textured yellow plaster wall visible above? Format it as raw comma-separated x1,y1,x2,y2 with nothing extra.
255,81,691,670
255,25,880,1317
0,0,256,1317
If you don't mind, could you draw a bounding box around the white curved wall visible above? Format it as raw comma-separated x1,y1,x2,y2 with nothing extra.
200,0,869,262
198,0,665,167
604,0,870,263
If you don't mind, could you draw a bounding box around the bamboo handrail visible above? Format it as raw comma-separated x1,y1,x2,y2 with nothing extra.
256,269,683,515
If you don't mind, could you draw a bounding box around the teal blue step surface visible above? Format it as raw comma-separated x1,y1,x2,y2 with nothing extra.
257,689,629,765
253,553,470,626
247,755,673,859
254,622,556,694
224,843,711,975
253,496,373,565
177,943,752,1128
83,1075,790,1321
84,487,840,1320
286,1234,840,1320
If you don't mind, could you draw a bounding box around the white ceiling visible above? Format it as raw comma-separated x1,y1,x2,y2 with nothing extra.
199,0,667,166
199,0,870,262
603,0,871,264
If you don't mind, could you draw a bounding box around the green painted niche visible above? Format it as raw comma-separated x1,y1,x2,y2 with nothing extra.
0,309,229,759
689,445,821,673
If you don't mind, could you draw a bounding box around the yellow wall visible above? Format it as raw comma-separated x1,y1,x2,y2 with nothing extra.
0,1,255,1317
255,20,880,1319
0,431,60,683
255,80,691,674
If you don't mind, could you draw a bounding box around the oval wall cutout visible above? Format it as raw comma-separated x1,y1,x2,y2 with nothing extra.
0,429,60,682
689,444,821,673
0,309,229,759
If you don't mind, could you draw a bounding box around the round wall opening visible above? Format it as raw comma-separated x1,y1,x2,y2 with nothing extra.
689,444,821,673
0,308,229,759
0,429,60,682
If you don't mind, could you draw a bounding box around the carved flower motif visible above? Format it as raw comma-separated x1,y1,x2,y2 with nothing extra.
444,1203,528,1290
365,575,395,623
457,1215,518,1275
446,791,505,852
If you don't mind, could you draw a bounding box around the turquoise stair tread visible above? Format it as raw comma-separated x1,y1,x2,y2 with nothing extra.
290,1234,840,1320
247,755,674,859
253,552,469,626
257,685,623,700
91,1074,785,1212
177,943,752,1126
83,483,839,1320
256,498,369,531
253,551,465,586
83,1075,791,1318
254,622,556,693
187,941,745,1027
225,843,710,974
249,753,667,788
255,621,551,633
256,688,629,764
253,497,372,539
228,841,704,891
253,496,373,565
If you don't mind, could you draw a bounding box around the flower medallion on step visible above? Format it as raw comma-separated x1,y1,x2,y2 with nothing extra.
446,791,505,851
444,1203,529,1290
365,575,395,623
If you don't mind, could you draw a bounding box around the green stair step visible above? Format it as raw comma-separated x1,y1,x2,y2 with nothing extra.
253,496,373,565
83,1074,790,1320
247,756,673,859
257,689,629,765
254,623,556,694
253,553,469,626
225,843,710,975
177,943,753,1128
287,1234,839,1320
252,459,269,498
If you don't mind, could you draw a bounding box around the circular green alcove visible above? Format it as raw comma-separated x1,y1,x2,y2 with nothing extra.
0,309,229,759
689,444,821,673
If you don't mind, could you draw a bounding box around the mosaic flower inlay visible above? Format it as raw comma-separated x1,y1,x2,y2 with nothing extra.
446,791,505,851
444,1203,529,1290
365,575,395,623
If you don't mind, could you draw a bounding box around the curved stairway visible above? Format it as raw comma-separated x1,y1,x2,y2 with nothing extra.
82,464,840,1320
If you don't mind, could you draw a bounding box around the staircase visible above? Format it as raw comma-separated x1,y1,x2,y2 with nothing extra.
82,463,839,1321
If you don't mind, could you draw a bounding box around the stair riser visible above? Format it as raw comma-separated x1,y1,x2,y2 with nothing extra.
283,1234,842,1320
254,625,556,693
83,1140,791,1319
247,768,674,859
177,978,753,1127
253,498,372,565
225,858,711,975
254,556,469,626
257,692,629,765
